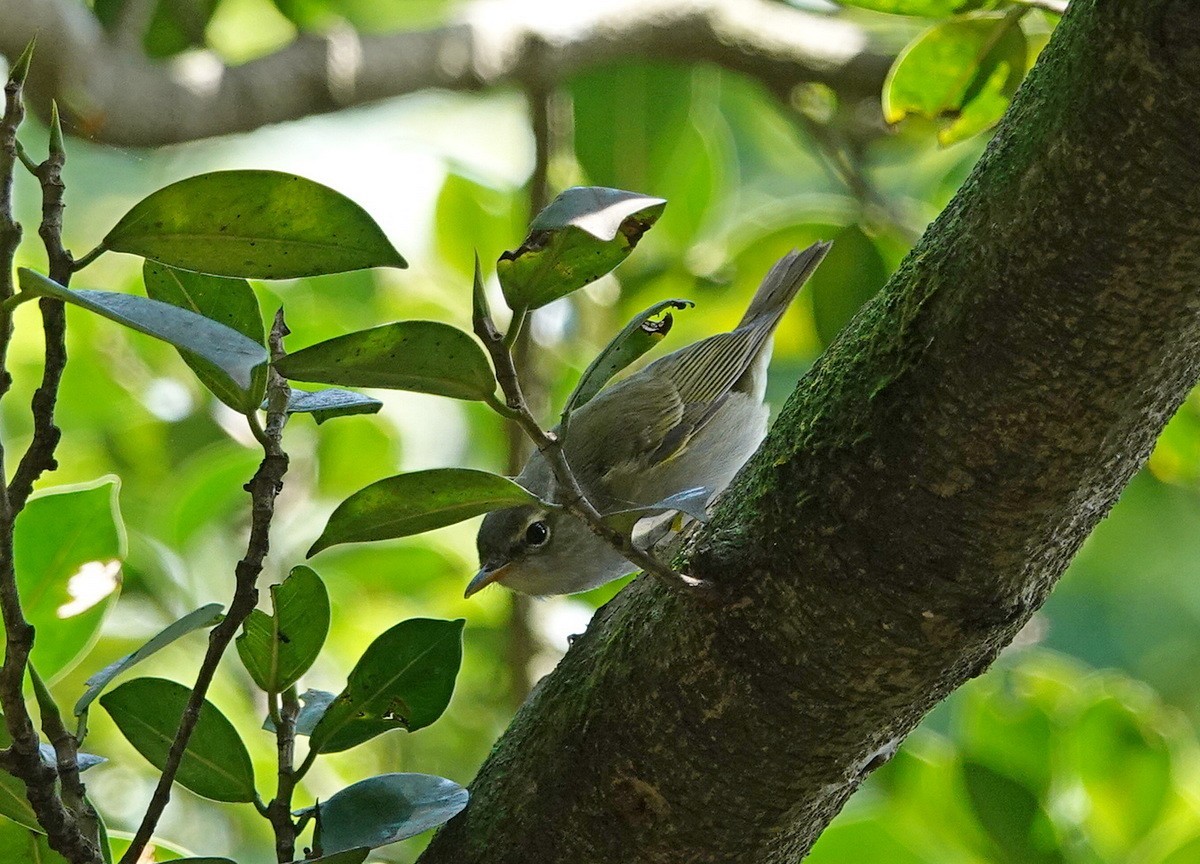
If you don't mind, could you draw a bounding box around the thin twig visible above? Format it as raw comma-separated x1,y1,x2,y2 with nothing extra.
29,665,99,846
0,43,102,864
266,685,301,862
118,312,292,864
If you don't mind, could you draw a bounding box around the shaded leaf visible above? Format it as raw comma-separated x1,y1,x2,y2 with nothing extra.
100,678,256,803
309,469,540,556
809,226,889,348
282,388,382,424
435,173,524,279
19,269,268,393
884,14,1028,146
237,566,329,693
108,830,197,861
95,0,220,58
275,321,496,402
10,477,124,683
76,604,224,718
143,261,267,412
498,187,665,311
835,0,980,15
603,487,712,535
309,773,468,853
306,849,370,864
37,744,105,773
309,618,464,753
962,760,1059,864
564,298,693,417
0,712,41,830
262,688,336,736
102,170,406,278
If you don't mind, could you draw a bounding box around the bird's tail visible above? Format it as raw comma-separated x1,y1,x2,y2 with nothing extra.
737,241,833,331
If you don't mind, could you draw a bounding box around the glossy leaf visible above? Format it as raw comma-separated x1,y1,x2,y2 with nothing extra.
10,477,124,682
282,387,382,423
834,0,980,15
102,170,406,278
237,566,329,692
603,487,712,535
19,269,268,393
564,298,693,417
275,321,496,401
309,618,464,753
143,261,267,412
309,469,540,556
497,186,665,311
262,688,335,736
310,773,468,853
884,15,1028,146
809,226,889,348
100,678,256,803
76,604,224,718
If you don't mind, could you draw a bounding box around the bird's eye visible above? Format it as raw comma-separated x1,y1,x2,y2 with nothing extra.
525,520,550,547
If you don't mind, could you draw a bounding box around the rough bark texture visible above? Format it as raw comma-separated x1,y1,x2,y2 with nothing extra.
419,1,1200,862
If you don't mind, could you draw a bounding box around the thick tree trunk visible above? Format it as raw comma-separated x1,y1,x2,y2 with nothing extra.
420,1,1200,862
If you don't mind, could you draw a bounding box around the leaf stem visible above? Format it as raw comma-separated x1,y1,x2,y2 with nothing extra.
118,311,293,864
70,245,106,273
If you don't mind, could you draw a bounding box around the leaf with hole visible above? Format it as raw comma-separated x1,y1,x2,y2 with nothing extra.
564,298,693,418
102,170,406,278
309,618,464,753
19,269,268,394
143,261,267,412
884,14,1028,146
11,477,125,683
100,677,256,803
275,321,496,402
498,186,665,310
76,604,224,719
237,566,329,693
309,469,540,556
281,388,382,423
308,773,468,854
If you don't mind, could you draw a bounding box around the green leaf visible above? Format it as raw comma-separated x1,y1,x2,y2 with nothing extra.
95,0,220,58
309,469,540,556
835,0,980,15
435,173,524,278
19,269,269,394
563,298,693,417
8,477,124,683
143,261,267,412
275,321,496,402
0,820,68,863
101,170,406,278
809,226,889,348
962,760,1059,863
497,187,665,311
76,604,224,718
309,618,464,753
100,678,257,803
262,688,335,736
310,773,468,854
0,716,40,831
884,14,1028,146
603,487,712,535
306,850,370,864
282,388,382,424
237,566,329,693
107,831,194,861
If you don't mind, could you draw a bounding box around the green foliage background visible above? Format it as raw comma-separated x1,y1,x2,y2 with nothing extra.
5,1,1200,861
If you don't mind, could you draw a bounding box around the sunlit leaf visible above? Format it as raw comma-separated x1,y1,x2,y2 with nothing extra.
107,832,194,861
834,0,981,15
76,604,224,720
102,170,406,278
100,678,257,803
8,477,125,683
19,269,268,393
0,713,41,830
435,173,524,278
809,226,889,348
309,469,540,556
309,618,464,753
564,298,693,417
275,321,496,402
497,186,665,311
237,566,329,693
282,387,382,424
309,773,468,853
0,820,68,863
884,14,1028,146
143,261,267,412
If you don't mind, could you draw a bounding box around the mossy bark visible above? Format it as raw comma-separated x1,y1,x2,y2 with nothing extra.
420,1,1200,861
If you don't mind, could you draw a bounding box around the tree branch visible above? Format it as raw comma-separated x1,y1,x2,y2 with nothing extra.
0,0,891,147
118,312,292,864
420,1,1200,861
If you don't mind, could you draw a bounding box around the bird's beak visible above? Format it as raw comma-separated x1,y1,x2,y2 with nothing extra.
464,562,511,598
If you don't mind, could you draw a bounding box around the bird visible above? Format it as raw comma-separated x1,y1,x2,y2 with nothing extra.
467,241,832,598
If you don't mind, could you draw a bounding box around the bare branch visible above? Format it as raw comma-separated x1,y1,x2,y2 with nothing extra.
0,0,891,146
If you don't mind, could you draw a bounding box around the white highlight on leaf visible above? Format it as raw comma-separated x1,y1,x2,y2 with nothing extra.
56,560,121,619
